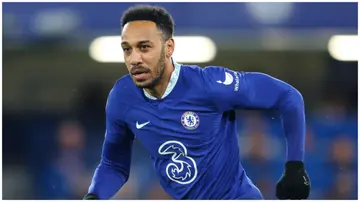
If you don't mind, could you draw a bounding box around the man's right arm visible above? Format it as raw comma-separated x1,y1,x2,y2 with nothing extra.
84,87,134,200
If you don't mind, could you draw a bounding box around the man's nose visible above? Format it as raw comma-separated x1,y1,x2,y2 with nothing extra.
129,50,142,66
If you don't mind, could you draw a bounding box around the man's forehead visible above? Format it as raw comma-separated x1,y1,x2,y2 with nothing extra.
121,21,162,43
122,21,157,36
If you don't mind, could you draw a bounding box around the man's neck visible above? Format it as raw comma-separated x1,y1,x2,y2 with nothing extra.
144,60,174,99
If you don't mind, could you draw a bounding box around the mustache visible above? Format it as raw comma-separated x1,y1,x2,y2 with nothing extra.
130,66,151,75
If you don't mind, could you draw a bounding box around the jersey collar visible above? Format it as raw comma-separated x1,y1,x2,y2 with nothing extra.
143,58,181,100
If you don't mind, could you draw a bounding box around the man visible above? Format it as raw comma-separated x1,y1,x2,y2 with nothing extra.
84,4,310,200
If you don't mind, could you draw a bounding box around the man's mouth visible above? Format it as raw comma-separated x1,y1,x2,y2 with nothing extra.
131,68,150,81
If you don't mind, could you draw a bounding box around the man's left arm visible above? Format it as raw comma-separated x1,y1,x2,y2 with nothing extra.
203,67,305,161
202,66,310,199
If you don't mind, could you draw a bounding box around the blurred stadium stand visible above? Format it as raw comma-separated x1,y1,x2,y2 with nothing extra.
2,2,358,199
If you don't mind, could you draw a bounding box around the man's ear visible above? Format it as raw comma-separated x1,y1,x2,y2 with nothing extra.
165,38,175,58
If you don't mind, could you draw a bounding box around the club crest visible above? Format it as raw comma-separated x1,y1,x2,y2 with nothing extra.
181,111,200,130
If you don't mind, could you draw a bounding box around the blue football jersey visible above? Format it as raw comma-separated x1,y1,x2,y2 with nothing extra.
104,61,263,199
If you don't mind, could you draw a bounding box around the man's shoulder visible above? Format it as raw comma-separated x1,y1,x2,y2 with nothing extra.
180,64,226,78
112,74,136,94
106,74,137,118
181,64,230,86
202,65,228,76
108,74,139,104
115,73,133,87
182,64,227,75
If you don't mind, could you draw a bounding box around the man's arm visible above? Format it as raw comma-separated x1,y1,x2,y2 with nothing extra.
85,87,134,199
203,66,310,199
203,67,305,161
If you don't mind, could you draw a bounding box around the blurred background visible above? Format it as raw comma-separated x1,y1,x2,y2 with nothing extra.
2,2,358,200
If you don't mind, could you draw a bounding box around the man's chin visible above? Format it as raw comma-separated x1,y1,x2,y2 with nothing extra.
133,79,153,89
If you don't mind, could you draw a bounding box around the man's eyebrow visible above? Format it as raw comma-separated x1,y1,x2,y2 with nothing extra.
121,40,151,46
138,40,150,44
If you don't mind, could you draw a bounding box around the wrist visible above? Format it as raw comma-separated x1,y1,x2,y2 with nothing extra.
285,161,304,171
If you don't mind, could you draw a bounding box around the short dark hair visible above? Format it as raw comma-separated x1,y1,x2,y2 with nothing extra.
121,4,175,41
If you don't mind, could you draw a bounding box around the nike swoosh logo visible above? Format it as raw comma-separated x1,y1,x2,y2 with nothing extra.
136,121,150,129
216,72,233,85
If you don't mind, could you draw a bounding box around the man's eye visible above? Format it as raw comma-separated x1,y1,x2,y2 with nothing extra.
123,48,131,52
140,45,150,50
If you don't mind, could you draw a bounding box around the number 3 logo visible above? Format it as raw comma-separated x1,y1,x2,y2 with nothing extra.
158,140,198,184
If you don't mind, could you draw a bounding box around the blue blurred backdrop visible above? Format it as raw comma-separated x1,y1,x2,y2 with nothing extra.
2,2,358,200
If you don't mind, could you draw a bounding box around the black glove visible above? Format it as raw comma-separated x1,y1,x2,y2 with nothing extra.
83,193,99,200
276,161,310,199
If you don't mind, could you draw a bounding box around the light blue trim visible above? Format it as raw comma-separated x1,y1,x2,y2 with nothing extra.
143,58,181,100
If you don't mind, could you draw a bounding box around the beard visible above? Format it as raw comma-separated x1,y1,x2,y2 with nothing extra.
134,46,166,89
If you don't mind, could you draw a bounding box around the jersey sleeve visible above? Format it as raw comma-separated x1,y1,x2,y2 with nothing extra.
202,66,301,111
202,66,306,162
87,85,134,199
104,87,131,143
